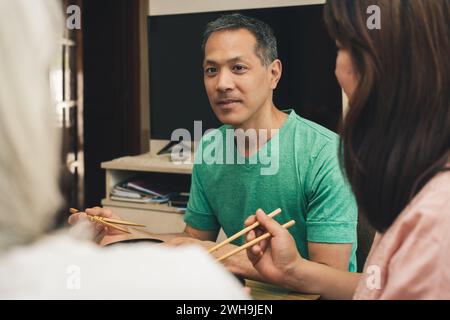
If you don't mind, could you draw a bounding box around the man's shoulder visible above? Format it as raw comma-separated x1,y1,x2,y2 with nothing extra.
289,111,338,142
285,111,339,158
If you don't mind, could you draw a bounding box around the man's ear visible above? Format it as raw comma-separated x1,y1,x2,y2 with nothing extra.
269,59,282,90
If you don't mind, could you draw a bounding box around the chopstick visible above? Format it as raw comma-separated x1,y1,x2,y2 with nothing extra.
69,208,146,234
91,217,131,234
216,220,295,262
208,208,282,254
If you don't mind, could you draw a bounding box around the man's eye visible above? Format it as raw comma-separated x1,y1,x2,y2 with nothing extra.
232,65,247,73
205,67,217,75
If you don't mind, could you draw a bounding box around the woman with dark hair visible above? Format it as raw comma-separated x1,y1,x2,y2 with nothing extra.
245,0,450,299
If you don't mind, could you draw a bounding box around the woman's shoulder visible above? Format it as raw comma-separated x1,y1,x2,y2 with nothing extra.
404,169,450,232
356,170,450,299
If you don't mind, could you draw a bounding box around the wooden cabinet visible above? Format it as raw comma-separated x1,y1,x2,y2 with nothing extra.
101,140,192,233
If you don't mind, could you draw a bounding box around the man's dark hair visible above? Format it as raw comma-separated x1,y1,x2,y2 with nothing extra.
202,13,278,66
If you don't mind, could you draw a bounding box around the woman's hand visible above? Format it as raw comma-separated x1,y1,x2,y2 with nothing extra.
245,209,304,287
68,207,129,243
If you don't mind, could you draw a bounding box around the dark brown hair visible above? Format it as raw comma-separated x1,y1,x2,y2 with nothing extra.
324,0,450,232
202,13,278,66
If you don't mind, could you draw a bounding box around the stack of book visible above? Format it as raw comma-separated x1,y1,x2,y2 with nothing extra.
110,178,189,212
168,192,190,212
110,178,172,204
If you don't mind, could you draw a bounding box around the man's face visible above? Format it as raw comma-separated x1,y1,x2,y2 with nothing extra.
203,29,277,127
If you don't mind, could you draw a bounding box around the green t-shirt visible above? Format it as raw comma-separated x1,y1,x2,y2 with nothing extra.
184,110,358,272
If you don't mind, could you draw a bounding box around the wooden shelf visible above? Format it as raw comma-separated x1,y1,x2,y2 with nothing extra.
101,140,194,174
101,152,193,174
101,198,185,214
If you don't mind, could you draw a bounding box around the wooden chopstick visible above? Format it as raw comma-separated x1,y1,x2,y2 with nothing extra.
70,208,145,226
90,216,131,234
216,220,296,262
208,208,282,254
69,208,145,233
95,216,146,227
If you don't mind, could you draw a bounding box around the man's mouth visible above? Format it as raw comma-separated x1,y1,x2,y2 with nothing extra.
216,98,242,108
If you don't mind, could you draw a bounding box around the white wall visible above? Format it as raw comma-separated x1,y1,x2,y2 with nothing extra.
149,0,325,16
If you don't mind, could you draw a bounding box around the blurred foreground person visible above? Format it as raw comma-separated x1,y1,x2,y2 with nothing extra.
0,0,247,300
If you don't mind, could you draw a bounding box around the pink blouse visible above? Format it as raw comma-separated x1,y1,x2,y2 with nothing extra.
354,168,450,299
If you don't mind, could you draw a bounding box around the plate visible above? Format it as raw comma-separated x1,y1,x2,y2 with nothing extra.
105,238,164,246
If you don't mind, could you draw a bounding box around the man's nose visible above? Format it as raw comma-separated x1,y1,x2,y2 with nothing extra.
216,70,235,92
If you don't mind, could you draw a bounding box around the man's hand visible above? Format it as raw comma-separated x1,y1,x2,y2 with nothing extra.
245,209,305,286
68,207,130,244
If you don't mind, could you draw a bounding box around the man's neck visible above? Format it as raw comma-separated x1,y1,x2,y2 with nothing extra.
233,102,288,156
235,103,287,133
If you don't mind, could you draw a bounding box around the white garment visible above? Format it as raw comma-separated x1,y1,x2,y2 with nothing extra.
0,231,249,300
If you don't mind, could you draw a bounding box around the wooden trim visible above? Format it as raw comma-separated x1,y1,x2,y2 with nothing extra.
56,100,77,108
139,0,150,153
62,38,76,46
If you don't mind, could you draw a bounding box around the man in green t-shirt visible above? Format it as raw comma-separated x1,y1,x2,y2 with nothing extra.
174,13,357,278
70,13,357,281
185,108,357,273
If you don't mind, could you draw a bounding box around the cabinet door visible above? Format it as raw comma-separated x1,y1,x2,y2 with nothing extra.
103,205,186,234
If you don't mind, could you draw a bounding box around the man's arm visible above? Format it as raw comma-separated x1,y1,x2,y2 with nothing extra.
308,242,353,271
147,225,352,277
304,139,358,271
185,225,219,241
164,225,263,281
152,224,218,243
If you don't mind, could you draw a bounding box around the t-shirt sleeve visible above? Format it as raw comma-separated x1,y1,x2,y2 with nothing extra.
184,163,220,231
305,139,357,244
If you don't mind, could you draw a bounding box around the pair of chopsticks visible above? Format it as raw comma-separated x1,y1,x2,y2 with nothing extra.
209,208,295,262
69,208,146,234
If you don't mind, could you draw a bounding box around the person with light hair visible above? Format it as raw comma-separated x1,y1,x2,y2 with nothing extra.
0,0,247,300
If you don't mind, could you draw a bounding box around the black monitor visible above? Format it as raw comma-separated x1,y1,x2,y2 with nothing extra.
148,4,341,141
